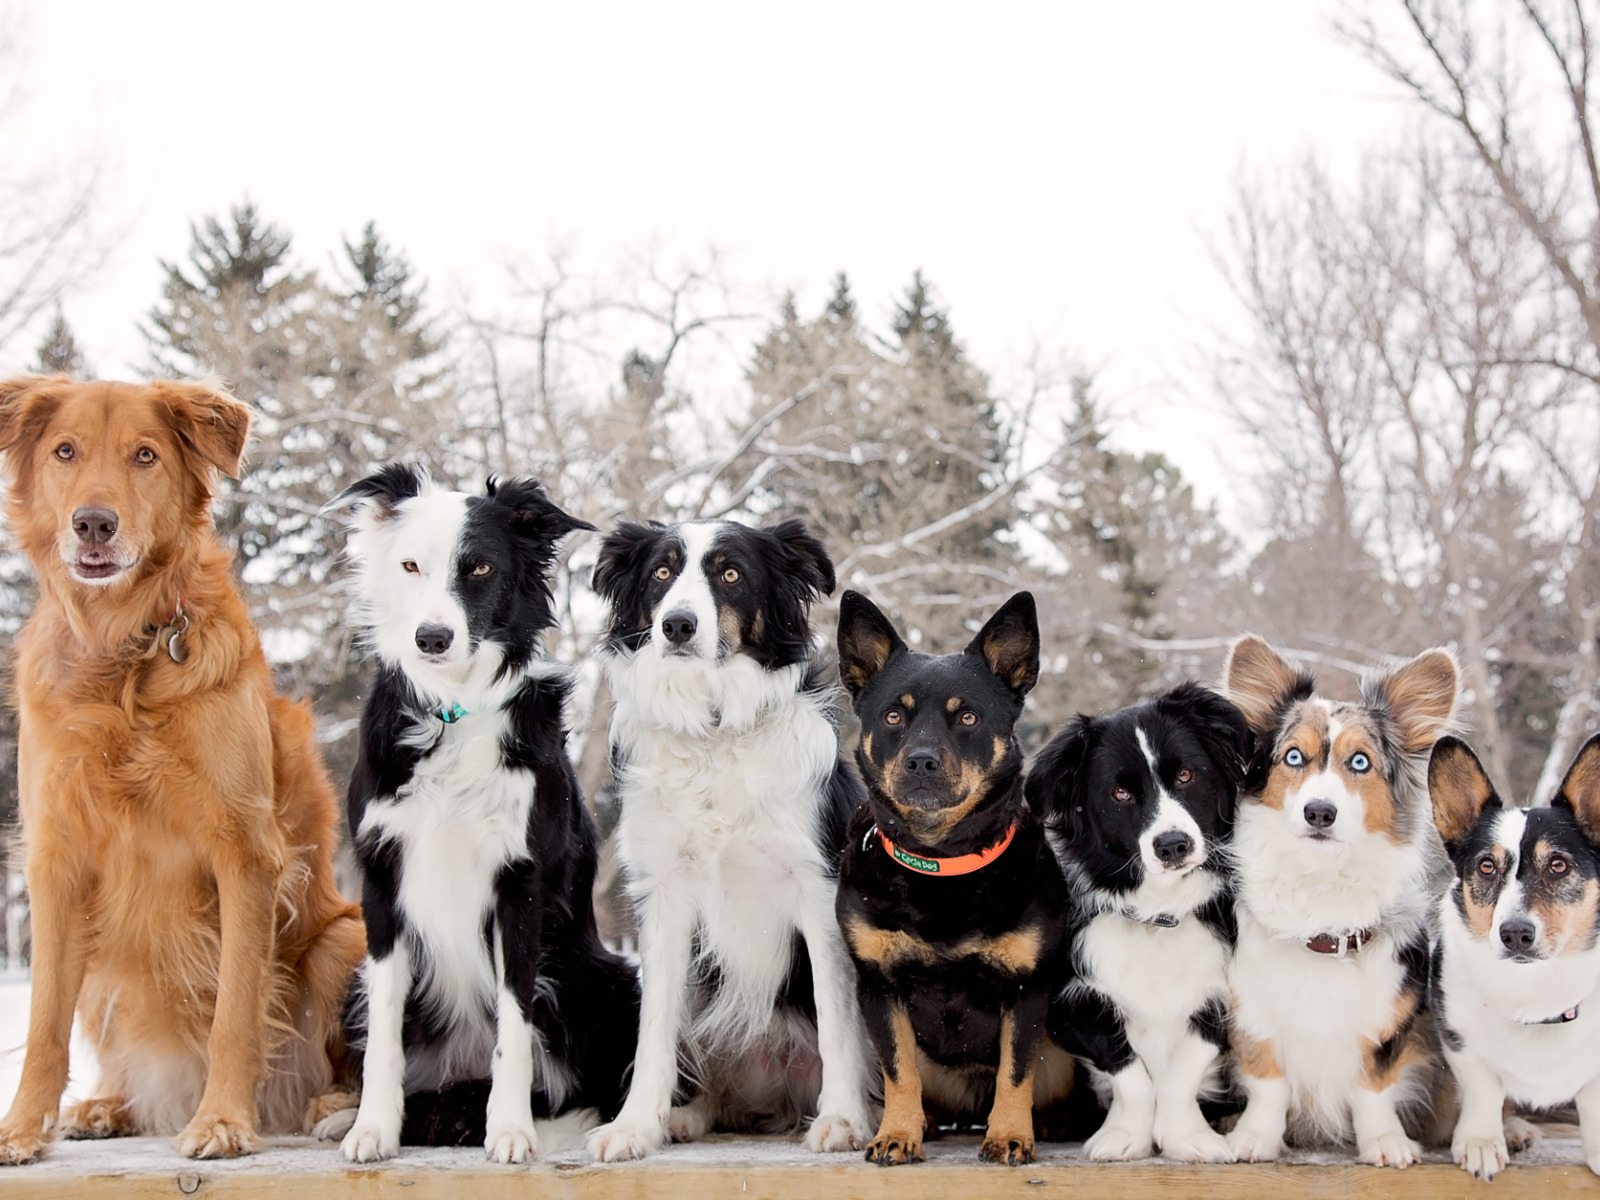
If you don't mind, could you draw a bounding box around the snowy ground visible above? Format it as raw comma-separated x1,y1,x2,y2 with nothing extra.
0,972,100,1116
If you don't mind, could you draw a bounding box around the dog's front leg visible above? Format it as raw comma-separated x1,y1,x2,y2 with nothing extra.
981,1002,1042,1165
1446,1048,1508,1181
862,994,924,1166
341,944,412,1162
798,880,870,1151
0,841,91,1164
1225,1027,1289,1162
175,850,278,1159
484,867,543,1164
586,882,696,1162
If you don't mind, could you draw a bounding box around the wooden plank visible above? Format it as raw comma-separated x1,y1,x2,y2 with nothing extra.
0,1135,1595,1199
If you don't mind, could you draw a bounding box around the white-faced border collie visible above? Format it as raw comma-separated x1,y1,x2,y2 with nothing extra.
585,518,873,1162
1027,682,1254,1163
1429,733,1600,1181
325,465,639,1163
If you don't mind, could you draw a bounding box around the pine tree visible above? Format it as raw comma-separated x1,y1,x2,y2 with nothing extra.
34,308,87,376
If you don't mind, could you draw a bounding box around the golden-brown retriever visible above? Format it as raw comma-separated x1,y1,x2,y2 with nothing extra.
0,376,365,1162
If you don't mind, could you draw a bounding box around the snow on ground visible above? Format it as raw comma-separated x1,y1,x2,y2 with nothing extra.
0,972,100,1115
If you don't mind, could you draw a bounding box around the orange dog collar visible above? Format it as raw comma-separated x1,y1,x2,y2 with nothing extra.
877,822,1017,877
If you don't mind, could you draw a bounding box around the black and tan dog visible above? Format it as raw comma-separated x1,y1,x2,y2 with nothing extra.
834,590,1074,1166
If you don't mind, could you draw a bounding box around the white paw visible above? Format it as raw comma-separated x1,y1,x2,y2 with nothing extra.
1084,1122,1154,1161
341,1119,400,1163
1226,1125,1283,1163
805,1112,866,1153
1504,1114,1539,1154
1454,1133,1507,1181
587,1115,665,1162
486,1125,537,1164
667,1104,711,1143
1158,1124,1234,1163
1587,1147,1600,1178
1360,1130,1420,1168
312,1107,358,1142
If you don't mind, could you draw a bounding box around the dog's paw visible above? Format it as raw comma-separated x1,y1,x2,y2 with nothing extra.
587,1116,664,1163
978,1127,1034,1165
806,1112,866,1153
304,1090,360,1135
341,1118,400,1163
60,1097,133,1140
0,1122,45,1165
486,1124,537,1165
1359,1130,1420,1168
864,1125,923,1166
175,1113,261,1159
312,1106,358,1143
1504,1114,1540,1154
1454,1133,1508,1181
1084,1121,1154,1162
1225,1125,1283,1163
1158,1125,1234,1164
667,1104,711,1143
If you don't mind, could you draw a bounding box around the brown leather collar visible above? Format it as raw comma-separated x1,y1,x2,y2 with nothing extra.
1305,928,1375,957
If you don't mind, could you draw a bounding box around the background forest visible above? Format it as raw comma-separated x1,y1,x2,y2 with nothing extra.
0,1,1597,949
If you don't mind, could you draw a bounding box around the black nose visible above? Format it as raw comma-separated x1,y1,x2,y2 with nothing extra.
904,747,942,776
661,610,698,645
414,624,455,656
1152,830,1194,868
1500,917,1537,955
72,506,118,546
1304,800,1337,830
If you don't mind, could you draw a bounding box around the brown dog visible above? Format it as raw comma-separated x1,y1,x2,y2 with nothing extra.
0,376,365,1162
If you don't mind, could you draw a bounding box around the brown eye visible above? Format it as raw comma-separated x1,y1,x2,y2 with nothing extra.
959,711,978,727
133,446,157,466
1176,767,1193,785
884,709,903,726
402,560,420,574
654,565,672,581
1114,786,1134,804
471,562,492,577
1550,857,1570,876
1478,856,1497,877
54,443,73,461
722,567,740,584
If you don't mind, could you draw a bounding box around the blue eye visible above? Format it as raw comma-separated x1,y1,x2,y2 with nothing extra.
1284,748,1305,768
1349,752,1371,773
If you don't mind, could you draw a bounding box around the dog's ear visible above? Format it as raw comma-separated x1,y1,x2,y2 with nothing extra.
837,590,906,696
966,591,1040,699
1158,681,1255,821
592,521,668,604
1223,635,1314,736
1368,647,1459,754
486,476,596,544
1554,733,1600,845
1025,715,1094,840
150,380,252,479
0,375,66,467
324,462,430,527
1429,736,1500,851
765,519,836,600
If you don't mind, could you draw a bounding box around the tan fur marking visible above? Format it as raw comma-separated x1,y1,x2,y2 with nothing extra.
1430,740,1496,845
957,927,1042,975
867,1006,925,1165
1528,873,1600,955
1360,991,1430,1093
848,916,1041,976
1225,636,1306,735
1255,714,1328,813
1232,1024,1283,1080
717,604,742,653
1462,849,1508,940
841,628,892,691
980,1011,1036,1165
861,732,874,760
1558,736,1600,843
1370,648,1458,752
846,917,938,969
900,694,916,709
947,696,962,712
1332,723,1397,840
887,759,991,843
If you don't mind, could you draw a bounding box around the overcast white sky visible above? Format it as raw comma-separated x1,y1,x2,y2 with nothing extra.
5,1,1416,525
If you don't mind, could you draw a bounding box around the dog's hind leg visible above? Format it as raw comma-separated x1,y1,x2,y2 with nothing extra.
60,1097,135,1140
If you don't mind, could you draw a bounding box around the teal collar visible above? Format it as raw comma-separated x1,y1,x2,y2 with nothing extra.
439,703,468,724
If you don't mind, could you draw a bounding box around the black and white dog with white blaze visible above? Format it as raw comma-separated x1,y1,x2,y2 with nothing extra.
585,518,874,1162
326,465,639,1164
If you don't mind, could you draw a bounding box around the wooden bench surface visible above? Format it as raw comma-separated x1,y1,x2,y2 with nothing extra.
0,1131,1595,1199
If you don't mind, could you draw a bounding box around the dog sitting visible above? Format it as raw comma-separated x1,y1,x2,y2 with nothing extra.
1026,682,1253,1162
585,518,873,1161
835,589,1074,1167
1429,733,1600,1181
1221,635,1457,1166
328,465,639,1164
0,376,366,1162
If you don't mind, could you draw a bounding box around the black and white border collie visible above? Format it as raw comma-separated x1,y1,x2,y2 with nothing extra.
585,518,873,1161
1430,734,1600,1181
1026,683,1253,1163
326,465,638,1163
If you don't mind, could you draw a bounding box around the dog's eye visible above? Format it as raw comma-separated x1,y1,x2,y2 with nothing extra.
1349,752,1371,773
402,560,420,574
1550,856,1570,876
722,568,740,584
654,565,672,582
1477,856,1497,877
1284,748,1305,768
133,446,157,466
53,443,73,461
884,709,903,726
1176,767,1193,785
958,710,979,728
1113,786,1134,804
471,562,493,577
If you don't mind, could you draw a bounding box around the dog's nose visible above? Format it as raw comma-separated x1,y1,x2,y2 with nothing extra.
661,610,698,645
1500,917,1537,955
904,747,942,776
414,624,455,656
1152,830,1194,868
72,506,118,546
1303,800,1337,830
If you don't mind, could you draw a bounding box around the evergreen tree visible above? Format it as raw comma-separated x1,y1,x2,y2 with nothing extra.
34,308,87,376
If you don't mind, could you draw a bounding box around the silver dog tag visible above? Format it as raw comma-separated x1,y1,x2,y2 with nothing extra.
167,627,188,663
